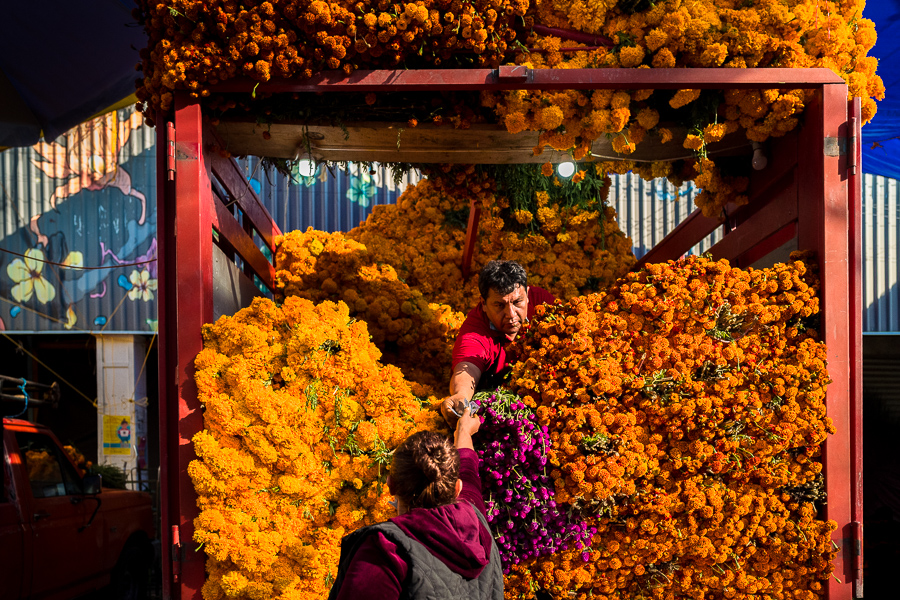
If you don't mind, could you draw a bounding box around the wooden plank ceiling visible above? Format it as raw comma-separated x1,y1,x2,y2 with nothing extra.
214,120,753,164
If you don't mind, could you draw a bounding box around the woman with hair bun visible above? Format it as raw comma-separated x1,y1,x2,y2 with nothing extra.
328,408,503,600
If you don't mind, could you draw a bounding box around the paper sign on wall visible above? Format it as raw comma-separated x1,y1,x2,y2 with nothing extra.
103,415,132,456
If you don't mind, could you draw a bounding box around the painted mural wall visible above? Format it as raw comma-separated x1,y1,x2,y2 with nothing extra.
4,108,898,334
0,107,158,333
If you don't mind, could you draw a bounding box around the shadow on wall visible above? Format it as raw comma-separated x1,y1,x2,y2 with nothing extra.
861,335,900,598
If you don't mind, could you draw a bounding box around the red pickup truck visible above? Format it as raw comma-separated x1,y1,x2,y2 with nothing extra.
1,418,155,600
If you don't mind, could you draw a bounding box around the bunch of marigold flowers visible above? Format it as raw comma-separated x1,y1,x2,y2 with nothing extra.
501,253,837,599
275,167,635,388
136,0,881,223
193,247,838,599
190,295,442,600
484,0,881,219
273,227,464,391
133,0,527,124
350,165,636,313
62,444,92,477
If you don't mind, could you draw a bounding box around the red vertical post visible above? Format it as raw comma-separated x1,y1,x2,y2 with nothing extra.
847,97,863,598
158,97,214,600
461,197,481,280
797,84,853,600
156,121,175,600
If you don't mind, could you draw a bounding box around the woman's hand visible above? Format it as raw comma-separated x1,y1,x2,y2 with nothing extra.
454,407,480,452
457,407,480,436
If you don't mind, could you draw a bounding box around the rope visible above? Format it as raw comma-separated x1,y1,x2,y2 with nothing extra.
0,296,82,330
0,278,154,334
130,334,157,407
97,290,130,334
0,246,157,270
0,332,98,408
3,378,30,418
46,252,86,332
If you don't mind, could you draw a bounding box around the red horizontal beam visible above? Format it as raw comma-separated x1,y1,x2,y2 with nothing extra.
211,68,844,94
709,179,798,263
731,220,797,268
211,198,277,291
632,207,722,269
207,149,282,250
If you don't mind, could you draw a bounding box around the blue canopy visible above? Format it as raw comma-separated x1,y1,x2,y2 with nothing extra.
863,1,900,178
0,0,144,147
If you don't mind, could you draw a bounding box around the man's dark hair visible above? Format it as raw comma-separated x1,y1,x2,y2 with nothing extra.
478,260,528,299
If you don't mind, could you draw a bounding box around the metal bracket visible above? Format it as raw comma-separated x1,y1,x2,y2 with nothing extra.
167,122,176,182
825,117,859,175
851,521,863,598
497,65,530,82
171,524,182,584
824,136,847,157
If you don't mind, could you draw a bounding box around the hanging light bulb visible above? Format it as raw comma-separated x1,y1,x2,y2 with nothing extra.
751,141,767,171
296,158,317,178
557,161,576,178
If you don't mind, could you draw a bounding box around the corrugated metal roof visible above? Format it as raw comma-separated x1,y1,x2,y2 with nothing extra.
863,173,900,333
0,107,157,334
608,172,717,258
237,157,421,234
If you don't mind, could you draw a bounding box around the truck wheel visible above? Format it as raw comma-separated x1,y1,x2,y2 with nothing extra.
108,543,151,600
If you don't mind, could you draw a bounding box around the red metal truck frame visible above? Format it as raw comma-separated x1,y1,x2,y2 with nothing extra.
157,68,862,600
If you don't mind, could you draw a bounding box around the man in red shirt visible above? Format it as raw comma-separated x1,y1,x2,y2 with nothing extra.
442,260,555,420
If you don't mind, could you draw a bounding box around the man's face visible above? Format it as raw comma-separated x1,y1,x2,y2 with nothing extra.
484,284,529,337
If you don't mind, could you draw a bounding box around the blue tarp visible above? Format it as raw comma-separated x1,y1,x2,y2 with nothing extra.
863,2,900,178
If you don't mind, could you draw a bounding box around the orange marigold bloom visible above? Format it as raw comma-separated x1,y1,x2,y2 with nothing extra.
670,89,701,109
540,105,565,130
636,108,660,130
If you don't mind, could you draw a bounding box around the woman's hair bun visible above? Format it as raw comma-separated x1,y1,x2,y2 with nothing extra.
390,431,461,509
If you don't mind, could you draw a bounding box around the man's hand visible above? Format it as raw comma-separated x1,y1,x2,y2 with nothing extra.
440,394,469,428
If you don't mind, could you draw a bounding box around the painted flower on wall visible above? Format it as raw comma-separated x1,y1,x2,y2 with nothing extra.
64,305,77,330
347,171,377,207
62,251,83,269
127,269,157,302
7,248,56,304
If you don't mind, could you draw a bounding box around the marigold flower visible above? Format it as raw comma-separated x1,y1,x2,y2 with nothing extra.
618,46,646,68
670,89,702,109
540,106,565,130
683,134,704,151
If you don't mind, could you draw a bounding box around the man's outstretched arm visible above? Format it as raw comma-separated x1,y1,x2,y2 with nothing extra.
441,361,482,425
